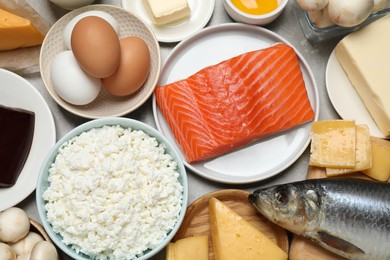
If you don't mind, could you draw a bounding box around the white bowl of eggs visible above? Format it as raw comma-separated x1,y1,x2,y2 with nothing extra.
40,5,161,119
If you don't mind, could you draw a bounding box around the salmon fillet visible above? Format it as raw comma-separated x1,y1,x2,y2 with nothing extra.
155,43,315,162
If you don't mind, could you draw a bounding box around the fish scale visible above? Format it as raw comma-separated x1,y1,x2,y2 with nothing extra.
249,178,390,260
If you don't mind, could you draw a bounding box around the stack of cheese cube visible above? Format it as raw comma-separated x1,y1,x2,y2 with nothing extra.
309,120,390,181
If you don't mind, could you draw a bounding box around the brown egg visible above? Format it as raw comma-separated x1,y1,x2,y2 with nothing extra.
71,16,120,78
102,36,150,96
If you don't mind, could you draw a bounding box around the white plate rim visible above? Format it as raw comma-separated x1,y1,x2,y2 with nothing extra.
152,23,320,184
325,49,385,138
121,0,215,43
0,69,56,211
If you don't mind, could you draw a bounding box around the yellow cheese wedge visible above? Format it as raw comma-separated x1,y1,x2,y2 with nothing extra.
326,124,372,176
362,137,390,181
209,197,287,260
309,120,356,168
0,8,44,51
166,242,175,260
335,15,390,137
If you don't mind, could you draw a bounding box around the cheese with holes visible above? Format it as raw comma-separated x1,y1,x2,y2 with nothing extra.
209,198,287,260
310,120,356,168
0,8,44,51
362,137,390,181
166,236,208,260
145,0,191,25
335,15,390,137
326,124,372,176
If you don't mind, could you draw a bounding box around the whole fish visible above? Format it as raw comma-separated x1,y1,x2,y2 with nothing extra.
248,178,390,260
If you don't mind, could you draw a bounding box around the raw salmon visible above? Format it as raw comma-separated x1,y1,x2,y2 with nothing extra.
155,43,315,162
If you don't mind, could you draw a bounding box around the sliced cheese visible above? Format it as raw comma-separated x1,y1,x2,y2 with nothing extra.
0,8,44,51
309,120,356,168
145,0,191,25
335,15,390,137
326,124,372,176
362,137,390,181
209,197,287,260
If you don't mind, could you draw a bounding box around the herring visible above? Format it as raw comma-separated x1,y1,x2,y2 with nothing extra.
248,178,390,260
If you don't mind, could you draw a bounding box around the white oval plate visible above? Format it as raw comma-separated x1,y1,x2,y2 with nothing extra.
152,23,319,184
121,0,215,42
0,69,56,211
326,50,384,138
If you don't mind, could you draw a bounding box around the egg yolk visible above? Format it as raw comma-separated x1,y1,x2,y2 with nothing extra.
231,0,278,15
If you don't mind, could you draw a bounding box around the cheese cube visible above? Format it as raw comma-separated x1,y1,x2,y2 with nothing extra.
326,124,372,176
209,198,287,260
0,8,44,51
335,15,390,137
309,120,356,168
362,137,390,181
145,0,191,25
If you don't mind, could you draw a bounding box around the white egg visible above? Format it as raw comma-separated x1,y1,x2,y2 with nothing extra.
50,51,101,105
63,10,119,50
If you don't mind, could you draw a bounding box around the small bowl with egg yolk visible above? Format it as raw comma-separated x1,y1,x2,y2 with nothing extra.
223,0,289,25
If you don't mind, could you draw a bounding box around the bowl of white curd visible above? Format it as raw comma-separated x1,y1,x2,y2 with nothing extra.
36,117,188,260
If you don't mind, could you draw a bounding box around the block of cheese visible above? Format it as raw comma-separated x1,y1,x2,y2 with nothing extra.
145,0,191,25
362,137,390,181
0,8,44,51
326,124,372,176
335,15,390,137
309,120,356,168
208,197,287,260
166,236,208,260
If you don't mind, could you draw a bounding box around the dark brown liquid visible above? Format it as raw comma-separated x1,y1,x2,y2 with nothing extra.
0,104,35,187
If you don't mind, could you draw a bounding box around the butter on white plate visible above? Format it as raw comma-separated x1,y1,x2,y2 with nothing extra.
145,0,191,25
335,15,390,138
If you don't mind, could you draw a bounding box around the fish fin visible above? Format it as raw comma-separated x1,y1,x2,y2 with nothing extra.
318,231,366,257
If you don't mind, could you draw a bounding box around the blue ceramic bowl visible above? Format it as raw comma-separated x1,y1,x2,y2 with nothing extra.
36,117,188,259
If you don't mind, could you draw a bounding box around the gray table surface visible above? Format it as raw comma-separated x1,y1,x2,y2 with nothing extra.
18,0,340,259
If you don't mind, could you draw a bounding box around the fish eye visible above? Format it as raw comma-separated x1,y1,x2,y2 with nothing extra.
275,188,288,205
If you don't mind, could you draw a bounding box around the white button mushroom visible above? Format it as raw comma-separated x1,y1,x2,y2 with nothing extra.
0,208,30,243
16,253,30,260
296,0,329,11
308,8,334,28
327,0,374,27
373,0,390,11
30,241,58,260
0,242,16,260
8,232,43,256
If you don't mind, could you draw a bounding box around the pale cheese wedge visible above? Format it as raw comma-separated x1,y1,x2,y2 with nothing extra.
309,120,356,168
209,197,287,260
326,124,372,176
362,137,390,181
0,8,44,51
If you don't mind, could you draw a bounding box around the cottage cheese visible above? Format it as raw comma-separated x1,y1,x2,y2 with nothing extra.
43,125,183,259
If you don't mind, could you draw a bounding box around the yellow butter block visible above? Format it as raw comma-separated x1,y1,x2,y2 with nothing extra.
166,236,208,260
310,120,356,168
326,124,372,176
209,197,287,260
335,15,390,137
0,8,44,51
362,137,390,181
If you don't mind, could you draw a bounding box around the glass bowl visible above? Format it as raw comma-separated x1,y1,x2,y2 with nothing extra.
293,0,390,42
